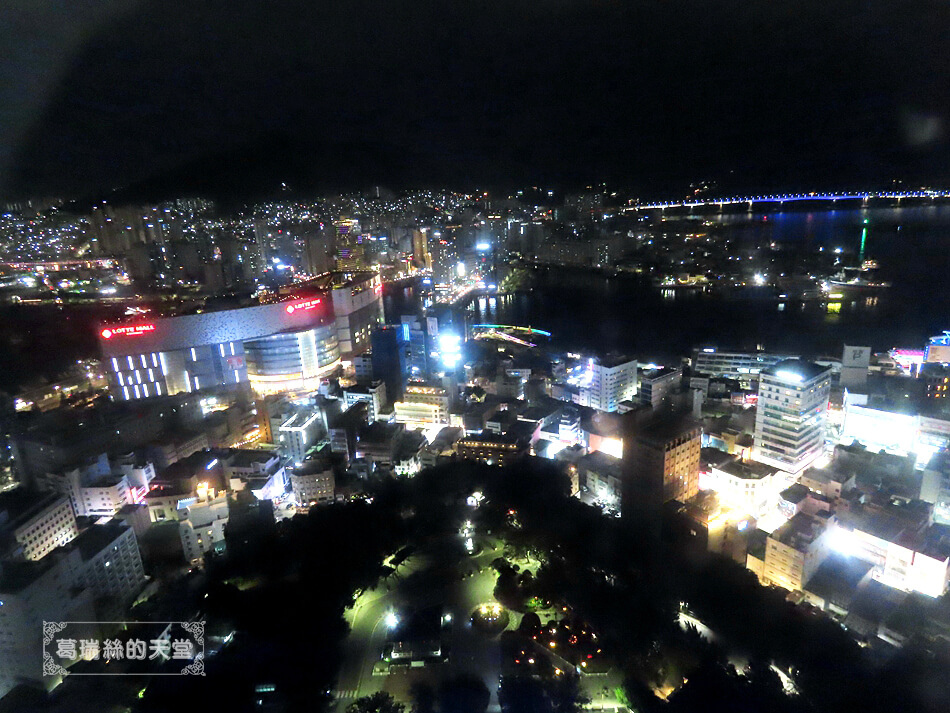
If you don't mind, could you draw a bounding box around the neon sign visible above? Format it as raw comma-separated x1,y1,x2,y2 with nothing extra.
285,297,321,314
100,324,155,339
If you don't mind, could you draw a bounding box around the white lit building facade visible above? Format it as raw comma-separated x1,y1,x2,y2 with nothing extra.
12,496,78,561
753,360,832,474
566,356,637,413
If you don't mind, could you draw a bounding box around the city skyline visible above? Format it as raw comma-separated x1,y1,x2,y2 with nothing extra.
1,3,949,712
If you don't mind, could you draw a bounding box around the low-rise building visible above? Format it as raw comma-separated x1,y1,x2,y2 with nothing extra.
393,431,427,476
394,382,450,426
456,431,529,467
420,427,464,468
290,458,335,506
705,456,779,519
223,449,287,500
329,402,369,460
277,410,323,464
763,511,834,592
833,496,950,598
37,453,155,519
343,380,387,423
921,451,950,525
178,494,229,567
577,451,623,506
799,464,856,501
355,422,406,472
639,367,682,410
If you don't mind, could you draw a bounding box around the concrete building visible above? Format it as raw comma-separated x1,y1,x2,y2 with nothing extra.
798,464,856,501
72,521,147,616
0,559,95,698
420,427,464,468
622,414,702,512
577,451,623,507
290,458,335,506
456,432,529,467
277,410,323,464
639,367,682,410
394,382,450,426
354,422,406,472
0,520,146,698
38,453,155,519
753,360,832,473
921,362,950,401
343,381,387,423
392,431,427,476
329,402,369,461
833,497,950,598
921,451,950,525
567,355,638,413
925,331,950,364
178,494,229,566
9,496,78,561
763,511,834,592
705,456,779,519
840,345,871,391
352,353,374,382
10,402,168,487
330,271,384,357
692,348,798,388
223,450,286,500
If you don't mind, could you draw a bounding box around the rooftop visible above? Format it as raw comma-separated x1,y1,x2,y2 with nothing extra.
641,366,682,381
801,464,853,486
578,450,622,476
72,520,133,561
458,431,527,447
761,359,832,384
425,426,464,450
780,483,811,504
803,553,873,608
770,512,827,551
225,448,281,469
714,456,776,480
627,413,701,445
596,353,636,369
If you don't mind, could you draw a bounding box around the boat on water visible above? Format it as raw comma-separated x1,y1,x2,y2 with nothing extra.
824,260,891,291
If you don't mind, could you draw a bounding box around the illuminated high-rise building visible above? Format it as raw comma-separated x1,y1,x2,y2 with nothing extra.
567,356,638,413
411,228,432,270
753,360,832,473
371,325,409,401
333,218,365,271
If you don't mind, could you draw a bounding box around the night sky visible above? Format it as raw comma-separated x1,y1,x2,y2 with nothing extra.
1,1,948,200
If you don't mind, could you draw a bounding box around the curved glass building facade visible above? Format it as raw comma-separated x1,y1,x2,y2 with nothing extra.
244,325,340,395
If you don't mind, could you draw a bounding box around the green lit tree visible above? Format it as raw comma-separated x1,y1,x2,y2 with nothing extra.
346,691,405,713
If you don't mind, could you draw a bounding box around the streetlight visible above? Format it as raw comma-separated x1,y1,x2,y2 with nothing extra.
385,611,399,629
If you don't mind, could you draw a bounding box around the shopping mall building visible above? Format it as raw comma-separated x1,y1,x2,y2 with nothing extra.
98,272,382,399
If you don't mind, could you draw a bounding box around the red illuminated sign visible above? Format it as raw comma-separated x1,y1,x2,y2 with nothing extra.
100,324,155,339
285,297,321,314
